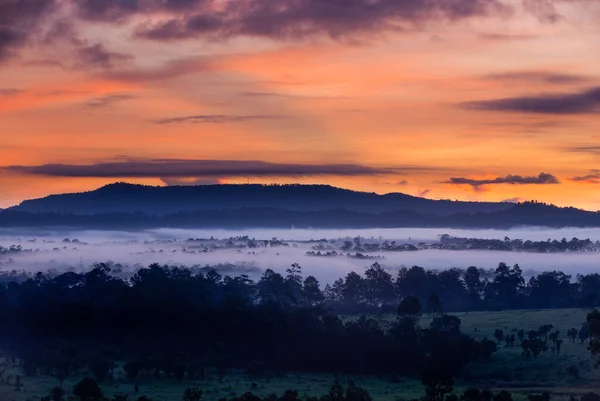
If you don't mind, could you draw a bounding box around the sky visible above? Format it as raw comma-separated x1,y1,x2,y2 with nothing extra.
0,0,599,209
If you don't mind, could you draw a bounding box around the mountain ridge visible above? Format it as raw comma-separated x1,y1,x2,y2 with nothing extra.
4,183,599,229
9,182,513,216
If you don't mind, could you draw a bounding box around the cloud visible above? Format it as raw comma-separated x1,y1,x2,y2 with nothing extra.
567,146,600,155
502,197,524,203
0,0,591,64
484,71,590,85
0,88,23,96
160,177,223,186
241,91,352,100
74,43,133,70
463,87,600,114
0,0,60,63
569,170,600,184
103,56,214,82
419,189,431,197
128,0,593,42
85,93,134,108
522,0,563,23
2,159,415,178
152,115,284,125
444,172,560,190
477,33,538,41
126,0,513,41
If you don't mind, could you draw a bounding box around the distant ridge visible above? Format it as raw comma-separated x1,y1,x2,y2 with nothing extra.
3,183,600,229
9,182,512,216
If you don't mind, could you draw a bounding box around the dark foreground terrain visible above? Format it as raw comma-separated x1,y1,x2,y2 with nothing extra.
2,261,600,401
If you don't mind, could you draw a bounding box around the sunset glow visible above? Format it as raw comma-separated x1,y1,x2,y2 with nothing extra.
1,0,599,209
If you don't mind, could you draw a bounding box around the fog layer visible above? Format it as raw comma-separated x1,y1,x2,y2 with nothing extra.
1,227,599,284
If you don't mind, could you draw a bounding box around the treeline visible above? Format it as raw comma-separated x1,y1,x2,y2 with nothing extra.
323,262,600,312
0,263,497,383
31,373,568,401
33,373,586,401
437,235,596,252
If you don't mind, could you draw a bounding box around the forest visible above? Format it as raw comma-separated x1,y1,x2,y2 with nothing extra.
3,261,600,401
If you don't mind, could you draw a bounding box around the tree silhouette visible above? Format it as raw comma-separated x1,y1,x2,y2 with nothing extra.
73,377,103,401
422,369,453,401
183,387,203,401
51,387,65,401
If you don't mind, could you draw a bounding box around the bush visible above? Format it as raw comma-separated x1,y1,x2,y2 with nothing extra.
73,377,103,401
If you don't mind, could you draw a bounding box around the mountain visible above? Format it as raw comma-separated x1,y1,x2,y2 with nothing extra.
2,183,599,229
10,182,512,216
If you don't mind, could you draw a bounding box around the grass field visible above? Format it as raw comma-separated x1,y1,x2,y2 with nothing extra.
1,308,599,401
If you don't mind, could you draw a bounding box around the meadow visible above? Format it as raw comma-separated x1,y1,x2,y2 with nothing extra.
1,308,598,401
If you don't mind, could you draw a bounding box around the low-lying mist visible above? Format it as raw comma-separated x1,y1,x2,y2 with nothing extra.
1,226,600,284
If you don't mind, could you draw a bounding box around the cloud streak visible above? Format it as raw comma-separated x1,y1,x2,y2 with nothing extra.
445,172,560,190
152,115,284,125
570,170,600,184
2,159,420,178
568,147,600,156
0,88,23,96
463,87,600,114
485,71,591,85
75,43,133,70
85,93,134,108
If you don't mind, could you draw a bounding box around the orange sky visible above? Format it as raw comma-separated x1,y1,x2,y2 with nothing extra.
1,0,599,209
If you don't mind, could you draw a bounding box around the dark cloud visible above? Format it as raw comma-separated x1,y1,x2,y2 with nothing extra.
0,26,24,62
463,87,600,114
0,0,592,64
418,189,432,197
132,0,514,41
445,172,560,190
75,43,133,70
485,71,590,85
569,170,600,184
2,159,413,178
0,0,59,62
152,115,284,125
85,93,134,108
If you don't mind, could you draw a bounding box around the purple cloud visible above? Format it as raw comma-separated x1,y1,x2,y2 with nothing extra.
463,87,600,114
570,170,600,184
445,172,560,190
152,115,284,125
2,158,425,178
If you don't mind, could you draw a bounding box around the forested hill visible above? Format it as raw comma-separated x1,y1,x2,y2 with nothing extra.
2,183,599,228
9,183,512,216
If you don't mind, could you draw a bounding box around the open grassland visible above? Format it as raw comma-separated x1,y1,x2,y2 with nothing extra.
0,365,424,401
1,308,599,401
455,309,600,397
